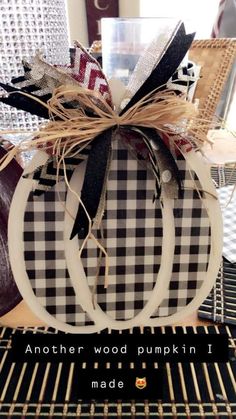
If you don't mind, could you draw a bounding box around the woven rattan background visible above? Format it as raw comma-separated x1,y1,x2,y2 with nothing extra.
189,39,236,135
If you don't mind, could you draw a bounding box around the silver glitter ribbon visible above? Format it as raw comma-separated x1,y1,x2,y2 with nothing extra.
120,21,182,110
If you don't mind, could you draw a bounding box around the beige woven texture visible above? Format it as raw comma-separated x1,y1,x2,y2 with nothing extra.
189,39,236,135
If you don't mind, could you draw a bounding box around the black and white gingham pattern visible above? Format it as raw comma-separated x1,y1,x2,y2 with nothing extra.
23,138,211,324
24,148,90,196
151,161,211,317
218,184,236,263
80,138,163,320
80,140,211,320
24,182,94,327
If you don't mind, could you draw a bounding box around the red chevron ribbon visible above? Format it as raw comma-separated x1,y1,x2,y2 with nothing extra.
158,131,192,155
59,42,112,106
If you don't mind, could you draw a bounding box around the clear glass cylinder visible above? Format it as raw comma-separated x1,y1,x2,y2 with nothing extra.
101,17,180,86
0,0,70,130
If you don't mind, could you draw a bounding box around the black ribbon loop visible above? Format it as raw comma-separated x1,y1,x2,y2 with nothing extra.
70,128,113,240
120,23,195,115
0,83,50,119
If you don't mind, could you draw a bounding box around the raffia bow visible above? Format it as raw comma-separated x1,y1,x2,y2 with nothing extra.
0,84,201,226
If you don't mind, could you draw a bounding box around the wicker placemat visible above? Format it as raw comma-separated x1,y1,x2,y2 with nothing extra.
189,39,236,136
199,258,236,327
0,326,235,418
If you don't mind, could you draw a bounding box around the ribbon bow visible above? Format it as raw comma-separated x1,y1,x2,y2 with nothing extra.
0,22,198,241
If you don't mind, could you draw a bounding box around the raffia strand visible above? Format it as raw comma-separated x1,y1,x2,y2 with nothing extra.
0,84,218,170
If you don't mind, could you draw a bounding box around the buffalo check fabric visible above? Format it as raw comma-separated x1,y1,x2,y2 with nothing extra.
24,182,94,327
151,166,211,317
23,138,211,324
79,138,163,320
